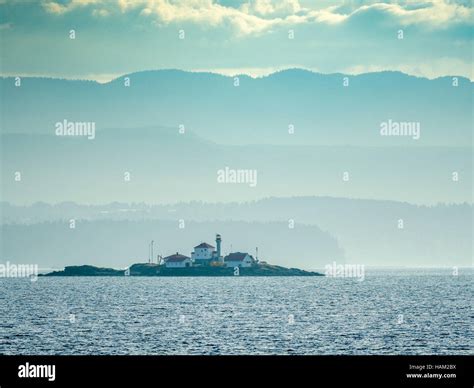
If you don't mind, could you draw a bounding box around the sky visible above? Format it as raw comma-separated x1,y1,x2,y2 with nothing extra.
0,0,473,81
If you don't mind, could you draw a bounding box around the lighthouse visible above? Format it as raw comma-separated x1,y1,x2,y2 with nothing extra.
216,234,222,262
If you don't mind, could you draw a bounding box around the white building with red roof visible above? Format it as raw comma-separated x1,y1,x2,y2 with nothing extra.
163,253,192,268
161,234,234,268
191,242,215,263
224,252,256,268
191,234,223,265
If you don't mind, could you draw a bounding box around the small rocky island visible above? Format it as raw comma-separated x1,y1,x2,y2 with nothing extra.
44,262,322,277
44,234,323,277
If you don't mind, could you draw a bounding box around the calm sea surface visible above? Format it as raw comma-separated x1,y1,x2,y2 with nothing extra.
0,268,472,355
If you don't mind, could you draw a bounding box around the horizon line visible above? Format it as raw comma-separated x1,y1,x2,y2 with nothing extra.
1,67,473,84
1,196,472,209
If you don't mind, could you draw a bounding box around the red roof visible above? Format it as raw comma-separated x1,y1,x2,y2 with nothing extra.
194,242,215,249
164,253,191,263
224,252,253,262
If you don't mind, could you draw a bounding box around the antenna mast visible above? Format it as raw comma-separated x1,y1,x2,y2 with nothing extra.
151,240,154,264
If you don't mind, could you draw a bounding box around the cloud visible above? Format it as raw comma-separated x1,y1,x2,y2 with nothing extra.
241,0,302,17
133,0,283,35
39,0,473,35
348,1,473,27
191,65,304,78
92,8,109,17
3,1,471,80
42,0,102,15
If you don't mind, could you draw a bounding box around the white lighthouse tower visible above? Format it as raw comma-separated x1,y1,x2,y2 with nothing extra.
215,234,223,263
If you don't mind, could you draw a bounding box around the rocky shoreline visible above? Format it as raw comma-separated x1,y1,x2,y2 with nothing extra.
43,263,323,277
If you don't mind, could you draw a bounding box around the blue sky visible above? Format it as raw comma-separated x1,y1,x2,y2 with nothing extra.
0,0,472,81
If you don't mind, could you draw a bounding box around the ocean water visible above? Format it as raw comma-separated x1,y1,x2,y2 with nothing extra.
0,268,472,355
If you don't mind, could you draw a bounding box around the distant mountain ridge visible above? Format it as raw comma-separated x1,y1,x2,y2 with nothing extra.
1,127,471,204
1,69,471,267
1,197,471,267
1,69,472,146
